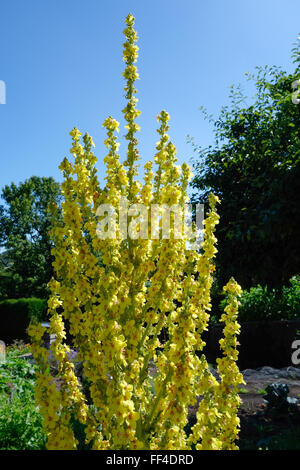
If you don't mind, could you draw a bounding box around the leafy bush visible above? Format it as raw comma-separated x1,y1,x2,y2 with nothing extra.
281,276,300,319
190,50,300,290
219,276,300,322
0,343,46,450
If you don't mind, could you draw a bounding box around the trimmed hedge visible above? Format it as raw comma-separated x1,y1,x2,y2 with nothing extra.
0,298,48,344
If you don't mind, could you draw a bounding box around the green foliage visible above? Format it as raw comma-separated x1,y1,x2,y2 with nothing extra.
219,276,300,322
69,413,94,450
0,176,62,299
282,276,300,317
258,426,300,450
191,39,300,289
6,339,31,356
0,298,48,344
0,351,37,396
0,344,46,450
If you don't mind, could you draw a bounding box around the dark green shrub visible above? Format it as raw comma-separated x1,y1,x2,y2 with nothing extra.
0,298,48,344
0,297,48,321
218,276,300,322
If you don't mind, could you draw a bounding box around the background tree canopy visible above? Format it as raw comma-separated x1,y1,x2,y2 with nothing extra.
191,43,300,290
0,176,62,299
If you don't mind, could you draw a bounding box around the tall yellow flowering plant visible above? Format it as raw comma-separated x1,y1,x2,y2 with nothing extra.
29,14,244,450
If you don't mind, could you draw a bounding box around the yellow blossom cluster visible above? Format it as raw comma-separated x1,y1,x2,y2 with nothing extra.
29,13,244,450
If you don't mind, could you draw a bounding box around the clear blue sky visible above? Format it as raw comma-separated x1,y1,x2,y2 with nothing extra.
0,0,299,191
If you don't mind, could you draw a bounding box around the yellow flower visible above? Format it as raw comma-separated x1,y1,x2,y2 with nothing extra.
30,13,243,452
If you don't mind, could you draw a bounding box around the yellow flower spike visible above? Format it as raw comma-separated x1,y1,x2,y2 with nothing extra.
69,127,82,141
29,13,243,451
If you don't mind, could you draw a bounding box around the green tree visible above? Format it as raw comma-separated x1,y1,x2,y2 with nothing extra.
191,41,300,289
0,176,62,299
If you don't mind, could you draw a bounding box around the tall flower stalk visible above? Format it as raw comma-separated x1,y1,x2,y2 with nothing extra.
29,14,243,450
